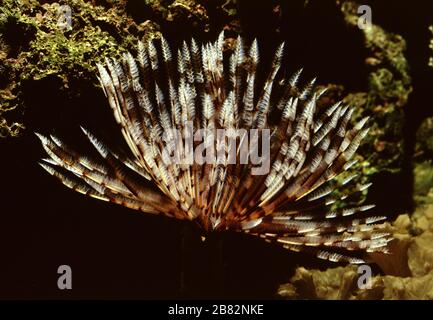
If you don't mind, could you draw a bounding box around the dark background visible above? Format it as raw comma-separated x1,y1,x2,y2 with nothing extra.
1,0,433,299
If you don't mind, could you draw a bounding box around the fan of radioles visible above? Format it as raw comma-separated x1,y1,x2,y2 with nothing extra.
36,31,392,264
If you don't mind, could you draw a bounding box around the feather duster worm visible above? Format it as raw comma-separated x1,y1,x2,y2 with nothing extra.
36,32,392,264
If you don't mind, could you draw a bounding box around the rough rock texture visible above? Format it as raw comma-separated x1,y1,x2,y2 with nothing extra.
0,0,163,137
415,118,433,203
278,208,433,299
332,2,411,207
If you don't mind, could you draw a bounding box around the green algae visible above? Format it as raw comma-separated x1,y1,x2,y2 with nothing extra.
0,0,159,137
